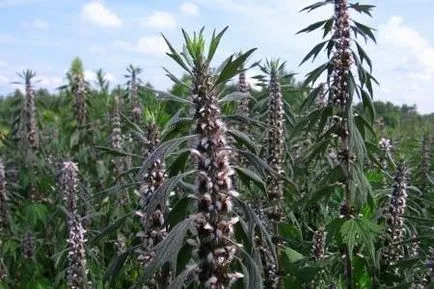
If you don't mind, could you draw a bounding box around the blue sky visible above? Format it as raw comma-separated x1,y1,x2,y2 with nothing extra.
1,0,434,113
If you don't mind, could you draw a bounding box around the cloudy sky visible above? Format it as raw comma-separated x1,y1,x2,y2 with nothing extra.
0,0,433,113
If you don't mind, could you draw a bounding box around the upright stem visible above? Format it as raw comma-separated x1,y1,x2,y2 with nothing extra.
192,61,241,288
264,64,285,288
331,0,354,287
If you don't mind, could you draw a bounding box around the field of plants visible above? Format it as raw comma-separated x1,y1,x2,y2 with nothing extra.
0,0,433,288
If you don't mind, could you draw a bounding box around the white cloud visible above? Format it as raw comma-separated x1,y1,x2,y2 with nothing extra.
0,61,6,67
23,19,49,29
0,0,41,7
105,72,116,82
84,70,117,84
112,36,168,55
84,70,97,82
81,1,122,28
0,34,15,44
369,16,434,113
38,76,63,88
0,74,9,84
141,11,176,29
89,45,108,54
180,2,200,16
380,16,434,78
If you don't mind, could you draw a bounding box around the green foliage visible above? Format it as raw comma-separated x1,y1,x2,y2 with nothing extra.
0,2,432,289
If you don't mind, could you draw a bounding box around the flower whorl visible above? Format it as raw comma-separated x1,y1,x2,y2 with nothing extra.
420,134,432,191
129,73,142,124
72,73,87,128
237,66,250,124
331,0,357,221
379,138,392,154
110,94,127,206
111,95,122,150
383,162,408,265
312,227,326,261
22,232,36,260
265,66,285,221
60,161,79,213
60,161,89,289
191,63,242,288
330,0,351,107
137,122,167,264
67,214,89,289
24,75,39,149
0,160,9,229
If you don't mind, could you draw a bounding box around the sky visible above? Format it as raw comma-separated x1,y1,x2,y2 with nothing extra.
0,0,434,114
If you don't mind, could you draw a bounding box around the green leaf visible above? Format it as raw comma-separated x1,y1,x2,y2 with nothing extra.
300,85,323,112
299,40,328,66
355,41,372,72
207,26,229,63
303,62,329,86
166,264,198,289
134,218,195,288
218,92,250,103
227,129,257,154
352,21,377,43
233,166,266,192
234,198,277,264
142,171,196,232
162,34,192,74
323,18,334,38
340,218,380,264
141,135,196,172
104,244,141,288
297,19,329,34
349,3,375,17
360,88,375,123
284,247,304,263
90,212,133,245
237,245,263,289
168,196,192,228
214,48,257,86
167,149,190,177
151,89,193,105
300,1,332,13
95,146,144,159
70,130,80,148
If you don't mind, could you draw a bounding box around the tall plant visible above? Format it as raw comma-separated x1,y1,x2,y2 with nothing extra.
125,65,143,124
67,58,88,129
298,1,378,287
60,161,90,289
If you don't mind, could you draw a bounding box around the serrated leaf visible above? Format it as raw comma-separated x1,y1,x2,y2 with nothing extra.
134,218,195,288
233,166,266,192
104,244,141,288
284,247,304,263
355,41,372,72
303,62,329,86
207,26,229,63
227,129,257,154
352,21,377,43
218,91,250,103
95,146,144,159
299,40,328,66
151,89,193,105
166,264,198,289
214,48,257,86
162,34,192,74
90,212,133,245
300,0,332,12
297,19,329,34
349,3,375,17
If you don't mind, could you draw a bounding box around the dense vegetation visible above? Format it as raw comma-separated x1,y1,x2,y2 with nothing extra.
0,1,433,289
